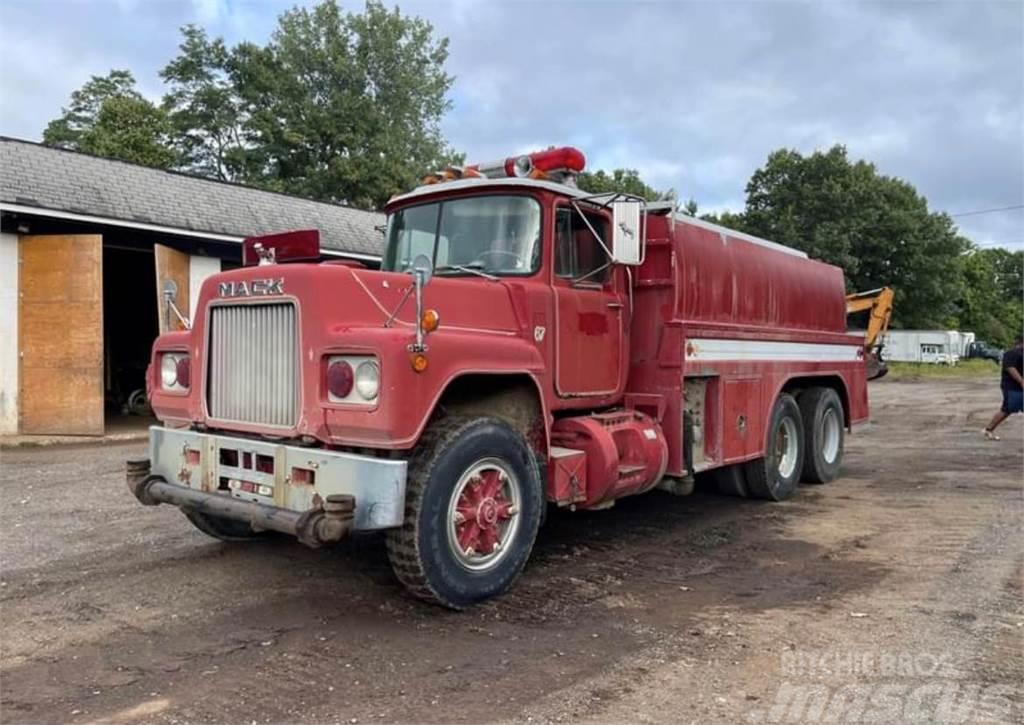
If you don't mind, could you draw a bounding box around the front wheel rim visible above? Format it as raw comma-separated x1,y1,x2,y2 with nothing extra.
775,417,799,480
446,458,522,572
821,408,841,463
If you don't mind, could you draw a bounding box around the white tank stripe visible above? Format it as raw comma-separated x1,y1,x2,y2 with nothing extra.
687,338,861,363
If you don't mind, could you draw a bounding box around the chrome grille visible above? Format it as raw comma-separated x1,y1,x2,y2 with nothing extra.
208,303,298,427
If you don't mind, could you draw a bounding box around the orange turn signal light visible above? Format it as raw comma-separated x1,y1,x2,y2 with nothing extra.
421,308,440,333
410,353,429,373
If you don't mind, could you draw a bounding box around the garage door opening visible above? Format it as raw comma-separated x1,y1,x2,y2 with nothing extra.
103,245,158,433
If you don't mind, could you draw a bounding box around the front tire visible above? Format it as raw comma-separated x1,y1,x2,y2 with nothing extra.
386,416,544,609
744,393,804,501
798,387,845,483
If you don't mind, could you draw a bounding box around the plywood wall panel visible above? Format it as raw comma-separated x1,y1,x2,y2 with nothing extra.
18,235,104,435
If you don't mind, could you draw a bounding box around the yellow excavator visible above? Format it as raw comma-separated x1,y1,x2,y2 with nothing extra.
846,286,894,380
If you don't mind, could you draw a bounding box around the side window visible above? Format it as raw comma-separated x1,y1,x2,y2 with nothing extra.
555,207,610,282
388,204,438,271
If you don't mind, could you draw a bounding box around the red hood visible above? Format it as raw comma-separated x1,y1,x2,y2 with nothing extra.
195,263,522,335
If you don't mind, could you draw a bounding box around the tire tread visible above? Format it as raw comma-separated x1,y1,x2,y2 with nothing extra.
798,386,844,484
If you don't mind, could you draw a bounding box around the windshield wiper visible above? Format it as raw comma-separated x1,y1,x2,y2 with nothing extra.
433,262,499,281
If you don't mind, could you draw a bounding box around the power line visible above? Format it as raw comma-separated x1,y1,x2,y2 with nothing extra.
976,241,1023,248
951,204,1024,218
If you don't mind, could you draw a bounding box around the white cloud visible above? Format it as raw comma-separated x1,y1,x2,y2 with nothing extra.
191,0,227,25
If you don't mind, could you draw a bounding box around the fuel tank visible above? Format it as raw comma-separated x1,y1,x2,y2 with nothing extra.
551,410,668,509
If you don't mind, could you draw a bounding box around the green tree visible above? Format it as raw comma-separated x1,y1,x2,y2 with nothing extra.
700,209,746,228
43,70,175,168
577,168,661,201
79,96,177,168
955,248,1024,347
162,0,458,207
161,25,248,180
730,145,970,328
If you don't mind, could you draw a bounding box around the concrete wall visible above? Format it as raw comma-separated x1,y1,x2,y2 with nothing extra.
188,255,222,319
0,232,19,433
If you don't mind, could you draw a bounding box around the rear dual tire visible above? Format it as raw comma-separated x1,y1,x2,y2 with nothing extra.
798,387,845,484
719,387,844,501
745,393,805,501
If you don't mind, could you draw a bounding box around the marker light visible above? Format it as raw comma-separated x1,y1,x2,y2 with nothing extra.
327,360,355,399
176,356,191,389
421,308,440,333
411,353,429,373
354,360,380,400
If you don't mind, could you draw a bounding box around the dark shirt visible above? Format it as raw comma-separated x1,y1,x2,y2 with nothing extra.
1001,346,1023,392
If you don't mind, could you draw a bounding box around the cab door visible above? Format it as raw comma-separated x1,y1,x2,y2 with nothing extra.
553,206,624,396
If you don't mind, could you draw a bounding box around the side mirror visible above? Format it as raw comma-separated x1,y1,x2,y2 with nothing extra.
410,253,433,286
162,278,178,304
610,199,644,265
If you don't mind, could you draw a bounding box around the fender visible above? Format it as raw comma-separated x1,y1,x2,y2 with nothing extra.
415,370,552,456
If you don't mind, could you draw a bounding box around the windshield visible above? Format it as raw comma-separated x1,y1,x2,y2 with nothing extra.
384,195,542,276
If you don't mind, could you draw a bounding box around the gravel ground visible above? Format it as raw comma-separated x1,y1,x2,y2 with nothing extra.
1,379,1021,724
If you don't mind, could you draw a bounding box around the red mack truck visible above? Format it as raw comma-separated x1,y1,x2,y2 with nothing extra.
128,146,869,608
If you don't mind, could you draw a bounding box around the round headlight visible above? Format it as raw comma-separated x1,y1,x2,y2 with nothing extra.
355,360,380,400
161,354,179,388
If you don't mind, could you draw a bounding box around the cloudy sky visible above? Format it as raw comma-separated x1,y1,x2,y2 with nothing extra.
1,0,1021,249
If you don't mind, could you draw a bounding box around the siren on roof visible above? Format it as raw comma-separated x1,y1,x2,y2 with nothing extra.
421,146,586,187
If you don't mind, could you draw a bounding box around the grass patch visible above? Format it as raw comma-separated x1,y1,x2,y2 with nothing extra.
885,358,1000,380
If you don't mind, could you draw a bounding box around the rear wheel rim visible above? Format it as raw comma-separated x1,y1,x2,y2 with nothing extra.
446,458,522,572
821,408,841,464
775,417,799,480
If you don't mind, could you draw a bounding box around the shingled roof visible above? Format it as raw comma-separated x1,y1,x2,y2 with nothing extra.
0,137,385,258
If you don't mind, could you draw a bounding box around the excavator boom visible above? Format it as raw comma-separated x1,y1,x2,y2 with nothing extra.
846,286,894,380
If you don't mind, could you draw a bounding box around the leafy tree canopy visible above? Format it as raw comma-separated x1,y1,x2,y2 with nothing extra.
43,69,140,149
44,1,458,207
952,248,1024,347
715,145,973,329
42,70,176,168
160,0,458,208
79,95,177,168
160,25,245,181
577,168,662,202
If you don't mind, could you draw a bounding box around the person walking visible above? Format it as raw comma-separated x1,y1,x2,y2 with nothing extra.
983,335,1024,440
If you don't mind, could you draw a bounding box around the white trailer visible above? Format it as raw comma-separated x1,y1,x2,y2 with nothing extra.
882,330,970,365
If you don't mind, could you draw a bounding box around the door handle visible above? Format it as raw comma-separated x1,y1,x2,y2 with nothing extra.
606,302,624,309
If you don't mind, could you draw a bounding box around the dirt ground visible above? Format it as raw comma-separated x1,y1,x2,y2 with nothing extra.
1,379,1021,724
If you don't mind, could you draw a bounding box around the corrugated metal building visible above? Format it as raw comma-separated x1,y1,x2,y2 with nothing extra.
0,137,385,436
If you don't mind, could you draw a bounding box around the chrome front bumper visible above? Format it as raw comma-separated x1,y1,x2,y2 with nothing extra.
128,426,407,545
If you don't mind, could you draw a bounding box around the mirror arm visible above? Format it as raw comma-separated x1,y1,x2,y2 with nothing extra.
570,199,615,260
163,290,191,331
571,262,612,287
411,268,426,352
384,285,415,328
